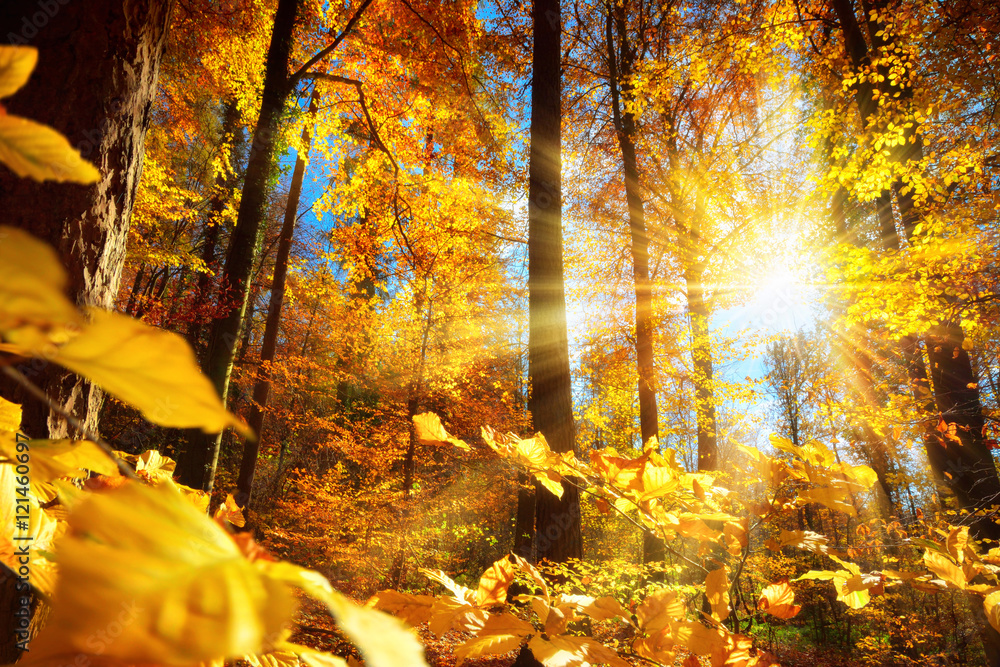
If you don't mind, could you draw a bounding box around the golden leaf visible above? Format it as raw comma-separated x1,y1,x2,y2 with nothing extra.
723,518,748,556
478,612,534,637
947,526,970,562
705,567,730,622
672,621,725,656
422,567,476,604
52,309,249,435
0,226,82,351
0,114,100,183
632,629,675,663
0,396,21,431
263,561,427,667
20,481,297,667
426,597,488,636
454,633,523,666
757,581,801,619
215,493,247,528
477,555,518,606
0,45,37,98
0,434,117,484
413,412,469,450
636,588,685,632
924,549,967,589
368,589,436,626
0,464,61,596
581,596,630,622
528,635,628,667
985,589,1000,633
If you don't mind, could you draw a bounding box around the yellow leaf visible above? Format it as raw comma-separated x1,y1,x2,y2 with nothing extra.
705,567,730,622
0,396,21,431
477,555,518,606
723,518,748,556
132,449,177,481
454,633,523,666
985,589,1000,633
672,621,725,656
216,493,247,528
264,561,427,667
0,115,100,183
798,485,856,515
632,629,675,663
20,481,297,667
528,635,628,667
757,581,801,619
581,596,630,622
0,433,117,482
0,45,37,98
0,226,82,350
924,549,967,589
947,526,970,562
476,612,534,637
636,588,685,632
426,597,489,635
52,310,249,435
422,567,476,604
368,589,436,626
413,412,469,450
835,575,875,609
0,464,62,596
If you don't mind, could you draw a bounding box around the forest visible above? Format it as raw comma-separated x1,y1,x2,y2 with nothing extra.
0,0,999,664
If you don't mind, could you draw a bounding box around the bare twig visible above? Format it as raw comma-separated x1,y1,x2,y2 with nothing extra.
2,365,139,480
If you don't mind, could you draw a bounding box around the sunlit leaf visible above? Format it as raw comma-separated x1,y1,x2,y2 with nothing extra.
757,580,801,619
0,45,37,97
705,567,730,622
20,481,297,667
0,226,82,351
52,309,250,435
263,561,427,667
0,115,100,183
0,396,21,431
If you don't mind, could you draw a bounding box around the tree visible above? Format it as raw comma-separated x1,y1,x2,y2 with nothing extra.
527,0,583,563
0,1,171,441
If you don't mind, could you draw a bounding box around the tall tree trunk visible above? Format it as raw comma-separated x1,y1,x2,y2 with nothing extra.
684,263,718,471
179,0,302,492
527,0,582,564
0,0,172,440
606,0,661,563
235,92,316,507
0,1,172,661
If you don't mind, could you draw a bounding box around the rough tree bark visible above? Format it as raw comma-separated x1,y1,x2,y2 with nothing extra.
527,0,582,564
605,0,662,563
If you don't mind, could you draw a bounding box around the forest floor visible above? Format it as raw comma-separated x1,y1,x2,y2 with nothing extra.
287,590,870,667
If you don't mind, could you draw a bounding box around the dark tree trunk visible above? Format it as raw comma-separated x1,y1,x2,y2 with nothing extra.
0,0,172,441
606,0,661,564
514,473,536,560
685,264,718,471
527,0,582,563
235,93,316,507
179,0,302,493
0,1,172,661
